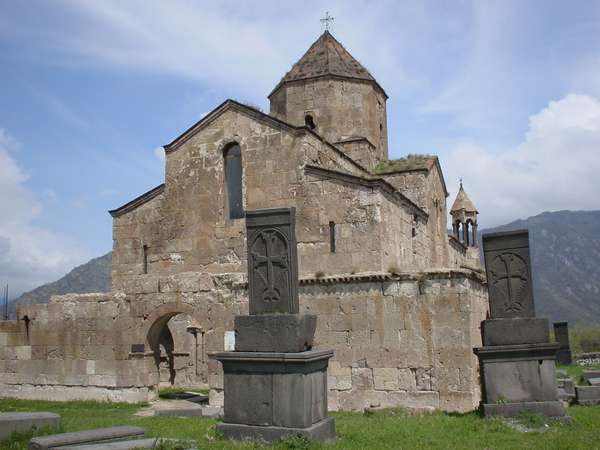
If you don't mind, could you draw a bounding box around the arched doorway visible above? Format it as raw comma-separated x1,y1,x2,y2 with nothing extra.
144,304,208,390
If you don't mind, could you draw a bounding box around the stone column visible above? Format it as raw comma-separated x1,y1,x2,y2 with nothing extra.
474,230,566,419
214,207,335,442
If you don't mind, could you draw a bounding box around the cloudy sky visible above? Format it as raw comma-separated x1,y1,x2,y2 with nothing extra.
1,0,600,298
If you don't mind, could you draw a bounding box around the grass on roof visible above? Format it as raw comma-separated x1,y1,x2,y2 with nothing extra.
372,154,436,175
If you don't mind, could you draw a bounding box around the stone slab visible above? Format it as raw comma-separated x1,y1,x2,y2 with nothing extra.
245,208,299,315
588,378,600,386
53,438,158,450
234,314,317,352
217,417,335,443
482,401,566,418
482,230,535,319
0,412,60,441
28,426,145,450
482,318,550,346
215,349,334,374
576,385,600,405
474,342,560,362
582,370,600,384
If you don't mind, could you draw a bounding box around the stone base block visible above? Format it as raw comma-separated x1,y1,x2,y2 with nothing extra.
481,318,549,346
575,386,600,405
215,349,335,442
475,343,561,404
217,417,335,443
0,412,60,440
482,401,566,418
234,314,316,352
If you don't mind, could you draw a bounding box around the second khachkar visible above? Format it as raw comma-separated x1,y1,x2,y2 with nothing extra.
475,230,566,419
215,208,336,442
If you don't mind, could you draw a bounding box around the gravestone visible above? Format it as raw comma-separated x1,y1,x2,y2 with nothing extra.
474,230,566,418
215,207,335,442
553,322,573,365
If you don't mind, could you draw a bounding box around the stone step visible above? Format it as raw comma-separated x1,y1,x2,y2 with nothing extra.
0,412,60,441
28,426,145,450
53,438,158,450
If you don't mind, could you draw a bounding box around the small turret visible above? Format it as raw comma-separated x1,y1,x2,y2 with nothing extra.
450,180,478,247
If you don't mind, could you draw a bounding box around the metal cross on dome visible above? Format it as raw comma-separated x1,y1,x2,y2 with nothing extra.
321,12,334,31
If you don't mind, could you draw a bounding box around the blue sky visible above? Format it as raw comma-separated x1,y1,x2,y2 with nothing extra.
1,0,600,297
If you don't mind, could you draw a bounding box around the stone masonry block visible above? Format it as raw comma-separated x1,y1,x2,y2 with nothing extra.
373,368,399,391
351,367,373,390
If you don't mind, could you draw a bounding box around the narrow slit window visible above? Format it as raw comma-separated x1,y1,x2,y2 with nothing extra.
224,144,244,219
329,221,336,253
143,245,149,274
305,114,316,130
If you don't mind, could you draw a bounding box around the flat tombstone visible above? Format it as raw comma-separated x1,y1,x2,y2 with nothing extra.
245,207,299,315
483,230,534,319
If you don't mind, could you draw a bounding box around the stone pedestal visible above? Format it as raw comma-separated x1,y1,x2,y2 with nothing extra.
474,341,565,417
215,208,335,442
215,349,335,442
476,230,566,419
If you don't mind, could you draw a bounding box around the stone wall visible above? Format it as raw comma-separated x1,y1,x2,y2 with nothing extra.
1,270,486,412
269,78,388,166
0,293,153,403
112,107,436,291
209,270,488,412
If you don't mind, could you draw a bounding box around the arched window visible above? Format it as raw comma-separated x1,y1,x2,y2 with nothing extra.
305,114,316,130
224,143,243,219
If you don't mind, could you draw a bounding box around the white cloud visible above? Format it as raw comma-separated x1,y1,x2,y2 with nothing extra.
442,94,600,227
154,146,165,163
0,129,89,298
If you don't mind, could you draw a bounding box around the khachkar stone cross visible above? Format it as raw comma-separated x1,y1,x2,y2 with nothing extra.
215,207,335,442
246,208,299,314
474,229,565,419
483,230,534,318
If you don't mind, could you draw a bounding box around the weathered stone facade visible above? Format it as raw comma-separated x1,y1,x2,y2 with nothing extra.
0,31,488,412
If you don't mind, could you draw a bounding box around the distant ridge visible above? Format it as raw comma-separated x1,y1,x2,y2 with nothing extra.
481,210,600,324
10,252,111,317
9,210,600,325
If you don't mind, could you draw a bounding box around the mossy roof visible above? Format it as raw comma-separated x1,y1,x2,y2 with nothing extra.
372,154,437,175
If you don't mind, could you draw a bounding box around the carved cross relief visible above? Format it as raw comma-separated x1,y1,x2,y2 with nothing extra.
250,229,290,311
489,252,529,314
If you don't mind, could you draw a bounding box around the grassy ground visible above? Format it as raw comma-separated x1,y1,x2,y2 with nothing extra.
157,386,209,399
2,399,600,449
557,364,600,384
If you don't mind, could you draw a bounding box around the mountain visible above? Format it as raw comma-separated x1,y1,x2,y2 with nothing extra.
9,211,600,325
9,252,112,318
480,210,600,325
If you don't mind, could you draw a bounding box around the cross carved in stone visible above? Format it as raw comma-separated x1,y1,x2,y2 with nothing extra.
490,252,528,313
251,230,289,304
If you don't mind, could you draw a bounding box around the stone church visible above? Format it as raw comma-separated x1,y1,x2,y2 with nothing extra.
0,31,488,412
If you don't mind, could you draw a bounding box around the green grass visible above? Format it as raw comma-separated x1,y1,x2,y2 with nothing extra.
558,364,600,384
2,399,600,449
158,386,208,399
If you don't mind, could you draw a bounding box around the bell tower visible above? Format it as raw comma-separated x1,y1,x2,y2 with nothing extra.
269,31,389,169
450,181,479,247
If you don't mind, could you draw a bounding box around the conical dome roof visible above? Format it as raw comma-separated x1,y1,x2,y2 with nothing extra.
269,31,386,97
450,183,478,213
